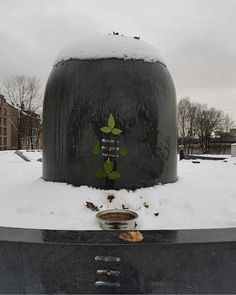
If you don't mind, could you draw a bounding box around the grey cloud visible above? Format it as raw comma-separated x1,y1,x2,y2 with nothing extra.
0,0,235,120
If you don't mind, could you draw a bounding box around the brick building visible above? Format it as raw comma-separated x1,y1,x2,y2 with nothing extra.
20,110,41,149
0,94,41,150
0,94,18,150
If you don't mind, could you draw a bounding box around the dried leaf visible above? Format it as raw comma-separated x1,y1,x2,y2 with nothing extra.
143,202,149,208
119,231,143,242
86,201,99,212
107,194,115,203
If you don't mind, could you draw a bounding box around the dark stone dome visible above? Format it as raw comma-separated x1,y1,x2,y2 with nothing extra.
43,35,177,190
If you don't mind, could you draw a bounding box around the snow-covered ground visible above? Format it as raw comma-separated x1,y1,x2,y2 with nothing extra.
21,150,42,161
0,150,235,230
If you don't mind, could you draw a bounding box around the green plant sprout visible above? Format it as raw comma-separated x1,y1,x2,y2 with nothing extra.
95,160,121,180
92,143,100,155
92,113,128,181
100,114,123,135
119,145,128,156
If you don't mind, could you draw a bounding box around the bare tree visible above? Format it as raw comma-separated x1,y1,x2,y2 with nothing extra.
177,97,191,147
0,75,42,149
219,113,234,153
185,102,200,153
177,98,235,154
177,98,200,152
195,105,223,154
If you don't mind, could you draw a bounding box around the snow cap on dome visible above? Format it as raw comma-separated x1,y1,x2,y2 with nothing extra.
54,34,166,66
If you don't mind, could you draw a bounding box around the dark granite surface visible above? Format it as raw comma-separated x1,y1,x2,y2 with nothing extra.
0,226,236,245
43,58,177,190
0,226,236,293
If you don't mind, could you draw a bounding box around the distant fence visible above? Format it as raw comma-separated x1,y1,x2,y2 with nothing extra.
177,140,234,155
181,154,227,161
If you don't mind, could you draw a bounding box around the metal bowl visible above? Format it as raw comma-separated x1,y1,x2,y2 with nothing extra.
96,209,138,230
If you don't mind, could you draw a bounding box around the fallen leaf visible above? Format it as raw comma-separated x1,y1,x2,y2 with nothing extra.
143,202,149,208
107,194,115,203
86,201,99,212
119,231,143,242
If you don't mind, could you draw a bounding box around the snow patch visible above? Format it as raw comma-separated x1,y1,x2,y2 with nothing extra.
0,151,236,230
21,150,42,162
54,34,165,66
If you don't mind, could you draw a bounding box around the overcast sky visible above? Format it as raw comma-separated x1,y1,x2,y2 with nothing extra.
0,0,236,121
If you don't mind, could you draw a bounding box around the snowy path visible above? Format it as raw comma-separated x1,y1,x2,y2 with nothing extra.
0,151,235,230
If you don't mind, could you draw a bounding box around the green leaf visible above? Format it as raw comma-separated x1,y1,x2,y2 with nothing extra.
108,114,115,129
112,128,122,135
104,160,113,174
92,143,100,155
95,168,107,178
100,126,111,133
108,171,121,180
119,145,128,156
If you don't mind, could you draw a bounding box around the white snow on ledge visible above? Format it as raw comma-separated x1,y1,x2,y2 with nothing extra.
0,151,236,231
54,34,166,66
